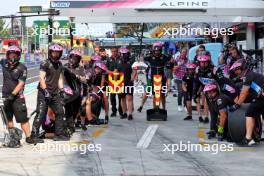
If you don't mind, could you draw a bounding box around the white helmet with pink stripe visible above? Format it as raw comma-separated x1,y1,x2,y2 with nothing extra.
69,49,82,58
91,55,102,61
7,46,21,54
68,49,82,68
119,48,129,54
229,59,246,72
197,55,210,62
48,43,63,62
203,83,217,93
152,41,163,48
6,45,22,67
49,43,63,51
186,63,196,69
95,62,107,71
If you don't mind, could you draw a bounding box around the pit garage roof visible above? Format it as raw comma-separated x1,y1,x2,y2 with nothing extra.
50,0,264,23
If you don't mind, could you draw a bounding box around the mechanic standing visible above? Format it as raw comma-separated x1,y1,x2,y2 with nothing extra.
64,49,86,134
31,43,68,142
144,42,171,110
108,47,123,117
1,46,35,145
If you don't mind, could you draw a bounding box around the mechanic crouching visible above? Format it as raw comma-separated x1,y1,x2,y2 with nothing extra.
203,84,235,141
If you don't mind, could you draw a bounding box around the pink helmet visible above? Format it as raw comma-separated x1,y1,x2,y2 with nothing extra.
230,62,242,71
49,43,63,51
152,42,163,48
119,48,129,54
7,46,21,59
6,46,22,66
91,55,101,61
7,46,21,53
186,63,196,69
197,55,210,62
95,63,107,71
203,83,217,93
230,60,245,71
69,50,82,57
48,43,63,62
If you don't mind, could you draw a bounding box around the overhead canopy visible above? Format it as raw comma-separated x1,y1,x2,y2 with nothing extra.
50,0,264,23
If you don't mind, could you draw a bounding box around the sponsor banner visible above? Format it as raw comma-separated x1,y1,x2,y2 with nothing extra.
50,0,263,9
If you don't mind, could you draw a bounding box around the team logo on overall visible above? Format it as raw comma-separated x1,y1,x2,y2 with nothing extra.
108,72,124,94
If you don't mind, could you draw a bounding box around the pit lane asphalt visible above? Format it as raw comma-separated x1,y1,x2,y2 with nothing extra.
0,89,263,176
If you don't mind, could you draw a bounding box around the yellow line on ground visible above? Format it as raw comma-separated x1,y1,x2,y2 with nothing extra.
232,147,256,152
91,129,105,138
88,125,109,128
197,128,206,139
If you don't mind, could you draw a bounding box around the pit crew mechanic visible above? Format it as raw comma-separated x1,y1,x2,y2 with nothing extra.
0,46,35,145
230,59,264,146
31,43,68,143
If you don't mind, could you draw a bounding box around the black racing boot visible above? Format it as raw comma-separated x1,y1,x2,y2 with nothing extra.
120,113,127,119
110,112,117,117
26,137,36,144
31,133,44,143
128,114,133,120
198,116,204,123
88,119,100,125
81,124,87,131
105,115,109,124
240,138,256,146
207,131,216,139
217,133,224,141
184,116,193,121
203,117,209,124
137,106,143,112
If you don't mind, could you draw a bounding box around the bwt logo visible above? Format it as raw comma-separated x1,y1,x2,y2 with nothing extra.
50,1,71,8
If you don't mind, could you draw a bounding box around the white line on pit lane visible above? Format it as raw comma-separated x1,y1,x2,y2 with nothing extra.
27,76,39,80
137,125,159,149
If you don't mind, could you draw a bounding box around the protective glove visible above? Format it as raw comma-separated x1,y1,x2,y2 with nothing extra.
58,89,66,106
43,89,51,102
229,104,240,112
59,88,66,100
7,94,16,102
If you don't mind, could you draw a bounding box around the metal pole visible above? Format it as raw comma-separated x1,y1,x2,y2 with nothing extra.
48,15,53,43
11,16,14,35
139,23,145,59
21,20,23,50
69,17,75,50
70,25,73,49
